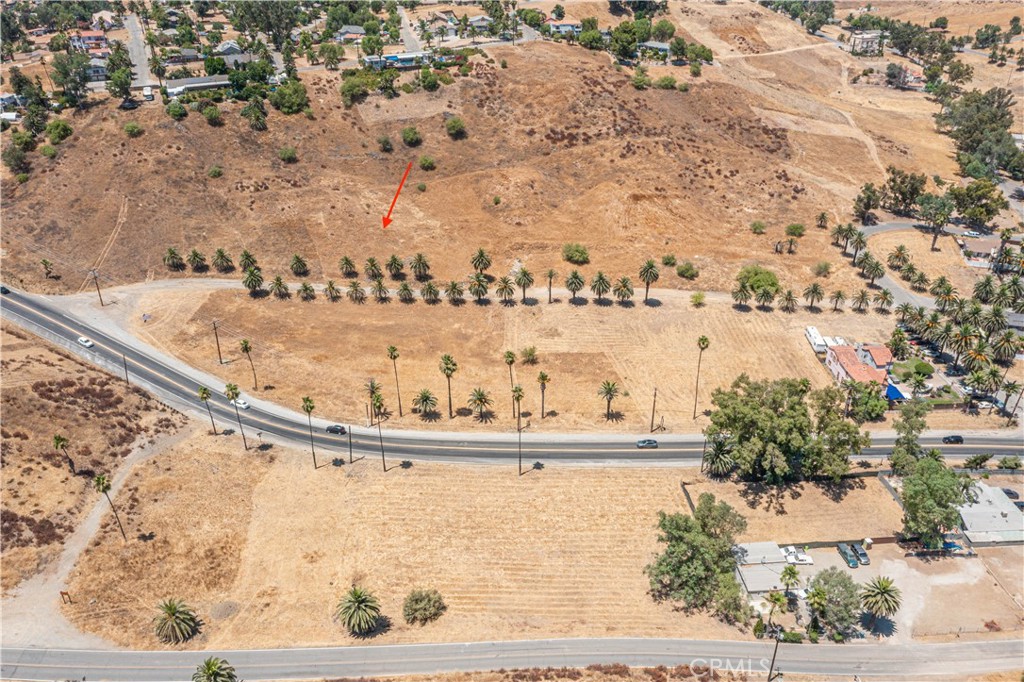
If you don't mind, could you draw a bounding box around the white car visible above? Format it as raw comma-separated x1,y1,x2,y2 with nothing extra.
230,398,250,410
77,336,94,348
783,545,814,565
963,230,981,238
977,400,993,409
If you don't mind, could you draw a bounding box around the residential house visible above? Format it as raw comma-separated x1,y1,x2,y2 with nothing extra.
732,542,788,597
0,92,25,111
161,28,179,40
363,50,434,70
467,15,493,33
849,29,881,53
86,57,108,82
165,48,200,65
825,345,888,387
70,30,107,51
638,40,671,57
214,40,242,56
88,46,111,60
222,53,258,69
424,12,458,39
290,27,322,44
857,344,893,372
165,73,231,97
544,16,582,35
958,483,1023,544
334,25,366,42
90,10,120,31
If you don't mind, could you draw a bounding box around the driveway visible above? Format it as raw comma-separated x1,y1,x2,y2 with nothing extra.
124,14,156,88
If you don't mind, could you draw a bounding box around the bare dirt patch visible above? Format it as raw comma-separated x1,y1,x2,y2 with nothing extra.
867,228,983,295
0,322,186,593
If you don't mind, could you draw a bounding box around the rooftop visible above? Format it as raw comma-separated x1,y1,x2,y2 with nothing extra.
735,562,788,595
959,483,1024,544
862,344,893,367
732,541,786,566
830,345,888,385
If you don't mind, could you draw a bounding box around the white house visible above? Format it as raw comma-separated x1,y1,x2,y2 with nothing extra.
959,483,1023,544
165,73,231,97
825,345,888,387
86,57,108,82
732,542,788,597
214,40,242,56
544,16,582,35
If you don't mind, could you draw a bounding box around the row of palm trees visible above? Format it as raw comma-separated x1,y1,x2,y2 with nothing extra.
731,281,896,314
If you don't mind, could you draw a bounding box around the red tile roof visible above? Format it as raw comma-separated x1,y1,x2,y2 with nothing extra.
863,344,893,368
831,346,887,385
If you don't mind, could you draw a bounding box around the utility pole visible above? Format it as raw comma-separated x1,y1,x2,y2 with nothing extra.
649,387,657,433
212,320,223,364
767,628,784,681
89,269,104,306
122,354,130,386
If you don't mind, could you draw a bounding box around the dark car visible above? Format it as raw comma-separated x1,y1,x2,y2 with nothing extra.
325,424,346,435
1015,501,1024,512
941,435,964,444
118,99,140,110
1002,488,1020,501
0,285,9,294
851,542,870,565
837,542,859,569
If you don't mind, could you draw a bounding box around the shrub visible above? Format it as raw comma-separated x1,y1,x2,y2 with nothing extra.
11,129,36,151
445,116,466,139
493,196,501,205
403,589,446,625
500,59,507,69
39,145,57,159
814,261,831,277
521,346,538,364
45,119,73,144
166,101,188,120
268,79,309,114
417,182,427,192
676,262,699,279
401,126,422,146
750,220,767,234
690,291,705,307
753,617,765,638
654,75,677,89
661,254,677,267
913,361,934,377
400,82,415,94
785,223,806,238
340,76,369,106
808,630,820,643
736,265,780,294
562,243,590,264
677,82,690,92
782,631,804,643
419,67,440,91
459,63,472,76
202,105,222,125
631,67,651,90
278,146,298,163
123,122,144,138
418,155,436,171
15,172,29,183
690,62,702,77
998,455,1021,470
963,454,991,469
2,144,28,172
208,165,223,178
377,135,393,152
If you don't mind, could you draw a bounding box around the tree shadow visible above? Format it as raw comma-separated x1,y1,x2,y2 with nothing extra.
474,409,495,423
374,296,391,304
594,298,613,308
256,443,273,452
249,289,269,299
860,613,897,638
522,297,540,306
568,296,589,307
331,457,346,467
819,476,865,503
137,531,156,542
549,296,562,304
390,272,407,281
616,299,635,308
417,409,441,423
190,264,209,274
520,410,533,419
448,298,466,307
500,298,517,307
400,460,413,469
473,297,492,306
643,298,662,307
352,615,392,639
455,407,473,417
546,410,559,418
604,410,624,423
732,303,751,312
805,305,822,314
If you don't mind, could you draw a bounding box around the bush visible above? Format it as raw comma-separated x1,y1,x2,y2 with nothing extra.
11,129,36,151
445,116,466,139
690,291,705,307
736,265,780,294
45,119,73,144
403,589,446,625
808,630,820,644
418,155,436,171
750,220,767,234
814,261,831,277
913,361,934,377
661,254,676,267
278,146,298,163
2,144,28,172
340,76,369,106
785,223,806,238
39,145,57,159
493,196,501,205
654,76,677,90
521,346,538,364
690,62,702,77
419,67,440,91
500,59,507,69
400,82,415,94
268,79,309,114
676,262,699,279
677,82,690,92
998,455,1021,470
123,122,144,138
166,101,188,120
378,135,393,152
782,631,804,643
562,243,590,264
202,105,222,125
208,165,223,178
417,182,427,192
753,617,765,639
15,172,29,183
401,126,422,146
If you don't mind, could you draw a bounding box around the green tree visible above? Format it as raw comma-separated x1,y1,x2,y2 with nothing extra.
444,280,464,305
830,289,846,312
336,586,381,636
781,564,800,593
861,576,902,630
803,282,824,309
470,248,492,273
565,270,584,302
411,253,430,280
948,178,1009,227
440,354,458,418
163,247,184,270
106,67,133,101
413,388,437,418
808,567,860,635
192,657,237,682
468,272,488,302
268,79,309,114
212,249,233,272
239,339,258,391
639,259,659,303
514,267,534,303
902,458,975,547
242,267,264,294
496,276,515,303
537,371,550,419
468,387,492,419
239,250,257,272
916,193,954,249
52,434,73,473
186,250,205,271
590,271,611,302
703,436,735,477
598,380,619,420
155,598,200,644
546,269,557,304
224,383,248,450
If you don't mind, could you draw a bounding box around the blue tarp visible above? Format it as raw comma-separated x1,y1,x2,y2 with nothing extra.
886,383,906,401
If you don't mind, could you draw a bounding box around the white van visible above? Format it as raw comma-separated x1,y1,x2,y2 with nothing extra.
142,86,154,101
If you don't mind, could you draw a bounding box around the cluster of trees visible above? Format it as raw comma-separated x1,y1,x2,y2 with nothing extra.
335,584,446,636
804,568,902,638
936,88,1024,180
730,262,894,315
760,1,835,35
703,375,871,483
572,16,713,65
853,167,1009,228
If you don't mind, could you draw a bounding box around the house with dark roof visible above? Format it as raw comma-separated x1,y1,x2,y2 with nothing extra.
166,73,231,97
334,25,366,42
214,40,242,56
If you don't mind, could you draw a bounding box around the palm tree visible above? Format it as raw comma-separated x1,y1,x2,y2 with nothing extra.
688,335,711,420
848,231,867,259
992,329,1021,362
339,256,357,277
212,249,232,272
511,384,524,420
731,283,751,307
982,306,1008,336
703,436,734,477
347,280,366,303
807,586,828,619
899,262,917,281
537,371,550,419
93,473,127,540
164,247,184,270
639,259,659,303
565,270,584,302
781,564,800,593
766,590,787,626
413,388,437,418
396,282,414,303
779,289,798,312
197,386,218,435
1003,380,1022,425
470,248,492,273
864,259,885,285
365,257,383,280
52,434,73,473
469,272,488,302
830,289,846,312
949,325,978,371
496,276,515,303
155,598,200,645
298,282,316,301
242,267,264,293
803,282,824,310
815,211,829,229
421,281,440,304
440,355,458,418
860,576,902,629
963,339,993,372
911,271,929,291
324,280,341,301
931,322,955,354
590,272,611,302
754,287,775,310
240,339,258,391
598,380,619,420
371,278,389,302
546,268,557,303
187,249,206,270
445,280,465,304
192,657,237,682
974,274,997,303
387,346,403,417
852,289,870,312
515,267,534,303
873,288,894,312
503,350,517,393
830,223,846,246
336,586,381,636
224,383,247,450
887,245,910,270
613,276,634,303
411,253,430,280
386,254,404,279
290,254,308,276
468,387,492,419
895,302,914,323
269,276,289,298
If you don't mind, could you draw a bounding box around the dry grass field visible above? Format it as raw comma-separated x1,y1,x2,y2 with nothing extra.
0,322,185,593
63,433,745,649
867,228,985,295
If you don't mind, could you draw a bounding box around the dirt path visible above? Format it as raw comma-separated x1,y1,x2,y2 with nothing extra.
718,42,834,61
0,427,193,648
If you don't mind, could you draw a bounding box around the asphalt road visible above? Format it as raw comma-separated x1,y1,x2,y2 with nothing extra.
124,14,156,88
3,637,1022,681
1,288,1021,465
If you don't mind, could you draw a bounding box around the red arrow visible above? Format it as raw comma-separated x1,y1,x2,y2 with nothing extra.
382,162,413,229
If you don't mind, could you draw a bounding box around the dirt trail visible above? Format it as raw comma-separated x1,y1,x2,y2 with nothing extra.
79,195,129,293
718,42,834,61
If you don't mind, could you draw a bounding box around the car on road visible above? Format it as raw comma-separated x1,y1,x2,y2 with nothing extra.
963,230,981,237
0,285,9,294
1003,488,1020,500
636,439,658,449
325,424,347,435
852,542,870,565
230,398,250,410
837,542,859,568
1015,501,1024,512
942,435,964,444
977,400,993,409
77,336,94,348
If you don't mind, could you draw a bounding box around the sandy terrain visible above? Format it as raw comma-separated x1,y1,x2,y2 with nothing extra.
0,322,186,593
867,228,984,295
63,435,747,649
